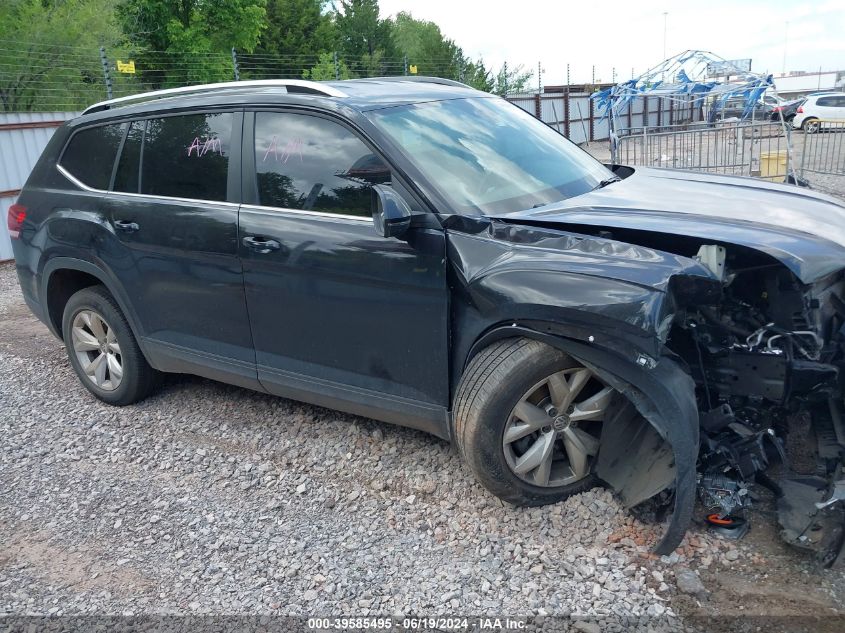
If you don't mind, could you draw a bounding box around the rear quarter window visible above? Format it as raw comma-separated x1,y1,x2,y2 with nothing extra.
59,123,125,190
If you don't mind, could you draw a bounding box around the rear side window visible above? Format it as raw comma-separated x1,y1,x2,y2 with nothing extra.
253,112,390,216
141,113,233,201
60,123,124,190
113,120,144,193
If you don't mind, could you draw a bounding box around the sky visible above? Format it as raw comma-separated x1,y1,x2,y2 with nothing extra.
377,0,845,87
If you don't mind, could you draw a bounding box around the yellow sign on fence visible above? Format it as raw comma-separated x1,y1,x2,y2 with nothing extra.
116,60,136,74
409,64,418,75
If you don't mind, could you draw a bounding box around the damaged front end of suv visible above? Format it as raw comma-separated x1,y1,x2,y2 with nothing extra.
670,239,845,566
453,167,845,565
367,94,845,562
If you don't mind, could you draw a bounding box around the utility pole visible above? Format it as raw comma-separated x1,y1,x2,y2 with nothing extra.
538,61,543,94
503,61,508,95
663,11,668,60
333,51,339,80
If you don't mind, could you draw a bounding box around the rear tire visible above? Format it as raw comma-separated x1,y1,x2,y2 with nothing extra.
62,285,160,405
803,118,820,134
454,338,622,506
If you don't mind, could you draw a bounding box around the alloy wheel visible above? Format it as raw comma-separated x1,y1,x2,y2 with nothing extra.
71,309,123,391
502,364,613,487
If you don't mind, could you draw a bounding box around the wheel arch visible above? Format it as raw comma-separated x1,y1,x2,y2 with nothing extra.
41,257,146,350
459,323,699,555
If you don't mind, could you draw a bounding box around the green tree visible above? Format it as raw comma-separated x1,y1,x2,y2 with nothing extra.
120,0,267,88
386,11,529,95
302,51,350,80
462,58,494,92
256,0,336,57
335,0,396,76
492,63,533,95
0,0,121,111
391,12,460,79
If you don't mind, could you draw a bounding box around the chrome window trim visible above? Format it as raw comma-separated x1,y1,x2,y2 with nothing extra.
56,164,239,208
57,163,366,215
57,164,102,193
108,189,240,208
240,203,371,223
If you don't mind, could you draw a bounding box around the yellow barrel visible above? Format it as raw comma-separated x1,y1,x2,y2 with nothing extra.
760,150,788,182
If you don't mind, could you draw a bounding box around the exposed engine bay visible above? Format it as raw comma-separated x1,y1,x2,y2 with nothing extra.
669,243,845,566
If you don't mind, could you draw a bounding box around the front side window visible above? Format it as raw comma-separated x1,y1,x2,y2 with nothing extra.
367,97,611,215
254,112,390,216
816,97,835,107
60,123,125,190
140,112,233,201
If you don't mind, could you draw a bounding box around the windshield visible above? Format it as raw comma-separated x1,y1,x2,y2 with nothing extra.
367,97,613,215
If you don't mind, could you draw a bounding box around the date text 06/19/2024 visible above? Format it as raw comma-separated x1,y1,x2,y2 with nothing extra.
306,617,528,630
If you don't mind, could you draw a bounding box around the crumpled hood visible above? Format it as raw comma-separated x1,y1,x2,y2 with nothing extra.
496,167,845,283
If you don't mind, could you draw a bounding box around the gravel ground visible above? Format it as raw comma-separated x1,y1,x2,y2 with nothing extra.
1,261,845,632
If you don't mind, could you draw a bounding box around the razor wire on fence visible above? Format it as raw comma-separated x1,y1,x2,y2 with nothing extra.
0,38,491,111
0,37,631,112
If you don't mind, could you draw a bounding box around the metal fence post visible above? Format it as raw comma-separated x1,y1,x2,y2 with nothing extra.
99,46,113,100
231,48,240,81
534,93,541,119
564,90,570,138
589,97,594,142
403,55,408,76
565,64,570,138
333,52,339,80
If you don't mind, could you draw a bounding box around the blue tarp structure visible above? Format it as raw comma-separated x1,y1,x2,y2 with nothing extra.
592,50,784,165
593,50,774,123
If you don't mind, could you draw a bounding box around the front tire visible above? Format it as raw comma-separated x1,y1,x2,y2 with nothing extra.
62,286,160,405
454,338,624,506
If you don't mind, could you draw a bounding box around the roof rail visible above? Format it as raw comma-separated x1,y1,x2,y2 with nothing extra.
362,76,476,90
82,79,347,115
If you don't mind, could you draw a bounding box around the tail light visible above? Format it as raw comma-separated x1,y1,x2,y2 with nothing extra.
7,203,26,239
797,106,804,113
773,106,783,112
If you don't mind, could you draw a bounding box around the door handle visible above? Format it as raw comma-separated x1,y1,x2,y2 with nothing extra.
114,220,140,233
242,235,281,254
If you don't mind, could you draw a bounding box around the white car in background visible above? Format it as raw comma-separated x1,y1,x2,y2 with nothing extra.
792,93,845,133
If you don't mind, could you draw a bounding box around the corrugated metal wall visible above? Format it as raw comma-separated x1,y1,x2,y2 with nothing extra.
506,93,702,146
0,112,77,260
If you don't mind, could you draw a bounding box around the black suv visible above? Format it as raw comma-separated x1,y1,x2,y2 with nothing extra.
11,78,845,560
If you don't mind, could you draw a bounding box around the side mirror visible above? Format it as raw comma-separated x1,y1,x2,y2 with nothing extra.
371,184,412,238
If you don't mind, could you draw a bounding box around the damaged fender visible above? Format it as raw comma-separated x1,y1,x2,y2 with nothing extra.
469,326,698,555
448,220,710,554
